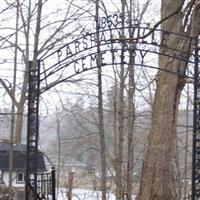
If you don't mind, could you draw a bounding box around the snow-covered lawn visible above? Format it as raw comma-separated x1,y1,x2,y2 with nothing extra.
58,188,136,200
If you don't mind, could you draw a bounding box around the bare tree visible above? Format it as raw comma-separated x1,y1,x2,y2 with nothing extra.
95,0,107,199
0,0,86,144
138,1,200,199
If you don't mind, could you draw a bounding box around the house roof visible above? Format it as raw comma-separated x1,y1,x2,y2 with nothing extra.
0,143,46,171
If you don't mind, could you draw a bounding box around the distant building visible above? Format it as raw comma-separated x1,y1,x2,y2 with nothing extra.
0,143,46,190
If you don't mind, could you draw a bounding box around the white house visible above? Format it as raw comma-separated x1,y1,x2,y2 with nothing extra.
0,143,46,188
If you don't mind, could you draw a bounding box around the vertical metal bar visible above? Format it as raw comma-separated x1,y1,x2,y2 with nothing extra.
192,36,200,200
25,60,40,200
41,173,43,197
26,60,33,200
34,60,40,199
52,167,56,200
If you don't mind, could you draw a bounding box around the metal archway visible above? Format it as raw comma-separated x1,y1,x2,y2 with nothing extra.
25,14,199,199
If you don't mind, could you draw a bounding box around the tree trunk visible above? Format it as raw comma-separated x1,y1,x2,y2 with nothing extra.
14,0,43,144
96,1,107,199
138,37,191,200
126,48,135,200
138,69,184,200
115,64,125,200
8,1,19,197
15,103,26,144
138,0,196,199
115,3,127,199
126,1,136,197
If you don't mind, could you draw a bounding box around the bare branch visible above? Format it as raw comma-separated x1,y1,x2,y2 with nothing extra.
0,78,19,107
114,0,186,41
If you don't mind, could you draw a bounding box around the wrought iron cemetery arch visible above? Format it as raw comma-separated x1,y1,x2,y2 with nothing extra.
25,14,200,199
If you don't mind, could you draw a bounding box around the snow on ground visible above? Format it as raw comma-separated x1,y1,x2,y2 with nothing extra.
57,188,136,200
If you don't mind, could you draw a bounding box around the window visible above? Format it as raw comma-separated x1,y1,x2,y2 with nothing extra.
0,171,3,184
16,172,24,183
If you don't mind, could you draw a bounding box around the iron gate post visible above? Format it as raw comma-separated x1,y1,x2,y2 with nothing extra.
52,167,56,200
192,36,200,200
25,60,40,200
